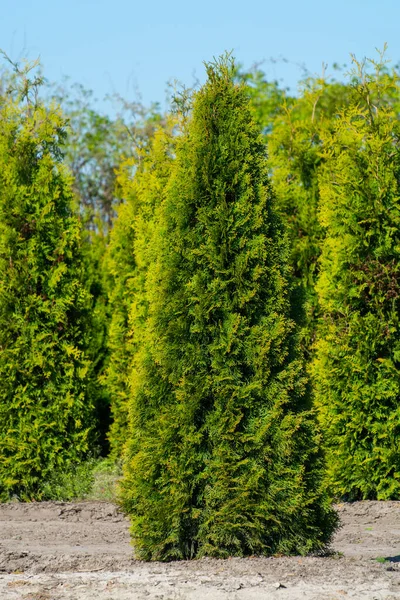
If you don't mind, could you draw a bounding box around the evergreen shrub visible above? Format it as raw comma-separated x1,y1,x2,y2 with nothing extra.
0,65,95,500
121,57,337,560
313,55,400,499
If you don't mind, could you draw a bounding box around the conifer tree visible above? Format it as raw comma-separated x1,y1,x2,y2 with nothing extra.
233,64,287,135
102,190,136,458
313,53,400,500
104,122,176,457
268,61,400,356
0,59,95,500
49,76,167,455
121,57,337,560
82,230,111,454
268,76,352,351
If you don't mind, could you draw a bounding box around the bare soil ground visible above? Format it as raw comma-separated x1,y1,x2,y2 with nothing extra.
0,500,399,599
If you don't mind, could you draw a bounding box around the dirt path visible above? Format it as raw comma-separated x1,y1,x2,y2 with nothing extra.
0,500,399,599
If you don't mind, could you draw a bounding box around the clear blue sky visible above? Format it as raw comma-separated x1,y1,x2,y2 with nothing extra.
2,0,398,113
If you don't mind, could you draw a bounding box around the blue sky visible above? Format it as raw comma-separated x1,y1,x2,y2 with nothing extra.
1,0,398,113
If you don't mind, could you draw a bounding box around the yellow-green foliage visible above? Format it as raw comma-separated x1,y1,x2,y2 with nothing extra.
0,79,95,500
81,227,111,454
103,188,136,458
104,122,176,457
313,55,400,500
268,76,352,350
120,57,337,560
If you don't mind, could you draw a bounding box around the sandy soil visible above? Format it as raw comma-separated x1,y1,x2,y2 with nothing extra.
0,500,399,599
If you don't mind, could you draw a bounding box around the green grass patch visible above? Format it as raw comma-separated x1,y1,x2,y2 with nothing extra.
40,457,122,502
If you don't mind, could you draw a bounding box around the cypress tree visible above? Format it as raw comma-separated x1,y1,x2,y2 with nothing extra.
268,60,400,358
121,57,337,560
0,62,95,500
313,54,400,500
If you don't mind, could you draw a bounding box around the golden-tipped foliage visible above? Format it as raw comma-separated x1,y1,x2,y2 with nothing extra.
0,63,95,500
120,56,337,560
313,52,400,500
104,121,177,457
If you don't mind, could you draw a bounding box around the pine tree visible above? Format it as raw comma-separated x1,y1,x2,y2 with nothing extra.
121,56,337,560
0,59,95,500
313,53,400,500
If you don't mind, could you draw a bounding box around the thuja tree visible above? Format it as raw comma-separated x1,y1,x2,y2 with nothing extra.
313,53,400,500
268,76,352,351
104,122,176,457
0,61,95,500
268,58,400,355
81,230,111,454
102,194,136,458
49,80,166,454
121,57,337,560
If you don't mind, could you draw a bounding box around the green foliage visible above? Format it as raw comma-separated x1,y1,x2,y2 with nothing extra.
0,58,96,501
233,64,288,134
375,557,389,564
102,174,137,458
268,73,352,351
87,457,122,502
40,457,98,501
104,122,176,457
82,229,111,454
49,81,167,458
313,51,400,500
120,56,337,560
51,85,164,262
268,53,400,357
40,457,121,501
50,78,164,232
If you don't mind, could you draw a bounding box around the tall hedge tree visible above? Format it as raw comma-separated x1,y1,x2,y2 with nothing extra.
268,75,352,353
268,60,400,358
313,54,400,500
102,184,137,458
104,121,176,457
121,57,337,560
47,78,166,456
0,61,95,500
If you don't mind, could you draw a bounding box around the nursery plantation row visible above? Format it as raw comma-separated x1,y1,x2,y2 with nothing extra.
0,48,399,560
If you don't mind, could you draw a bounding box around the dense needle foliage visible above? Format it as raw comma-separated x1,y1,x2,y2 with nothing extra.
104,122,176,457
120,57,337,560
268,76,352,352
2,42,399,524
313,55,400,500
0,71,95,500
